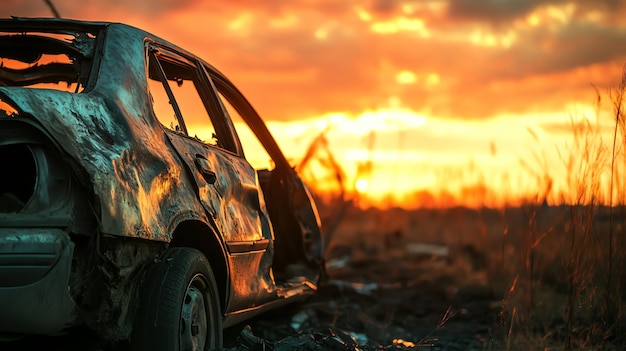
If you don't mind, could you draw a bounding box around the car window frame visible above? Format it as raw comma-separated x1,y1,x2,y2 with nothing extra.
146,43,239,154
209,74,292,171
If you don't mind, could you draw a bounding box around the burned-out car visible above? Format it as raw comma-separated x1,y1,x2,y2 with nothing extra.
0,17,324,350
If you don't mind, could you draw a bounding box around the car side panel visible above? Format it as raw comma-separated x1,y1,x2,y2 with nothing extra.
164,133,264,242
165,133,278,310
0,23,216,242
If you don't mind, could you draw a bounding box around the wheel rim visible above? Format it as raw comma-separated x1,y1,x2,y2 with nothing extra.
180,274,208,351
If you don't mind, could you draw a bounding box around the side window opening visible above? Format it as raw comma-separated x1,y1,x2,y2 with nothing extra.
147,51,219,147
217,91,274,171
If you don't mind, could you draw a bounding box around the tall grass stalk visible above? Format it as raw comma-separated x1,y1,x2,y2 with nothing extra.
508,76,620,349
607,64,626,338
561,101,608,350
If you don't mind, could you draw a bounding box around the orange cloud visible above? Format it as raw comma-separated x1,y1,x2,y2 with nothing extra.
3,0,624,122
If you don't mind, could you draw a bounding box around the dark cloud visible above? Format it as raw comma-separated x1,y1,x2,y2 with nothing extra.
98,0,200,14
529,26,626,76
446,0,551,22
461,21,626,90
446,0,626,24
576,0,626,12
370,0,399,16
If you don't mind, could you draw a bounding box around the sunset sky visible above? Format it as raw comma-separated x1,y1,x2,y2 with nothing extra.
4,0,626,207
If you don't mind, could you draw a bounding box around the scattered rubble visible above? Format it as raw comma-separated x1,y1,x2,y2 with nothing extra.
223,243,502,351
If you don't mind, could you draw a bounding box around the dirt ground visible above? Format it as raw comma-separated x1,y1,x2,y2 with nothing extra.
222,240,504,351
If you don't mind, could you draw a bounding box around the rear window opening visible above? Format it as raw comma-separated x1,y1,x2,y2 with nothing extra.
0,144,36,213
0,32,95,93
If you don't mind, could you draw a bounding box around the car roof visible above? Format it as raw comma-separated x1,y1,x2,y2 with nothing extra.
0,17,222,72
0,17,110,34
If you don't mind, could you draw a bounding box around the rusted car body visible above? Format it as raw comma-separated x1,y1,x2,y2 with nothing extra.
0,17,323,349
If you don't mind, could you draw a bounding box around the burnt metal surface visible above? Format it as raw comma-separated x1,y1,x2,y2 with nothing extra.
0,228,76,334
0,20,210,241
0,17,324,341
165,132,278,315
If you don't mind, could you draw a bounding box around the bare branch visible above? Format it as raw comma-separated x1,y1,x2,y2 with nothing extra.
43,0,61,18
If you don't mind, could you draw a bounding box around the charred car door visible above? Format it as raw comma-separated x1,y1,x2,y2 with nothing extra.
210,74,324,288
146,46,276,311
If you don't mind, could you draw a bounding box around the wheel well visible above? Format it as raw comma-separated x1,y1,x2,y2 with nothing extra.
169,220,228,311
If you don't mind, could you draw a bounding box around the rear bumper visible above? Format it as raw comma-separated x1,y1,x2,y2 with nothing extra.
0,228,76,335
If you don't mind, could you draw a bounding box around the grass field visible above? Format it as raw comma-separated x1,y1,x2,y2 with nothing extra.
311,67,626,350
320,204,624,350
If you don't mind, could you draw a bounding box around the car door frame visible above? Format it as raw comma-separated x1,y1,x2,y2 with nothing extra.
208,72,324,269
146,43,277,313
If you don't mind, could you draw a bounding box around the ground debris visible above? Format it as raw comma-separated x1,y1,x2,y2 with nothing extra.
225,323,425,351
223,248,501,351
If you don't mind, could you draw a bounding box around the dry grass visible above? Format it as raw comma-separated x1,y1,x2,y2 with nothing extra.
480,66,626,350
305,66,626,350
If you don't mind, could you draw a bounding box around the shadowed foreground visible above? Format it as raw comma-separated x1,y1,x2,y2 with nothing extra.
224,235,501,350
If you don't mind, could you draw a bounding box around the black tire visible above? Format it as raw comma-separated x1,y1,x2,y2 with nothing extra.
130,247,222,351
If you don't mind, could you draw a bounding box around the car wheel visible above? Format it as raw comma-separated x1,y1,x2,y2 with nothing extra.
131,247,222,351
